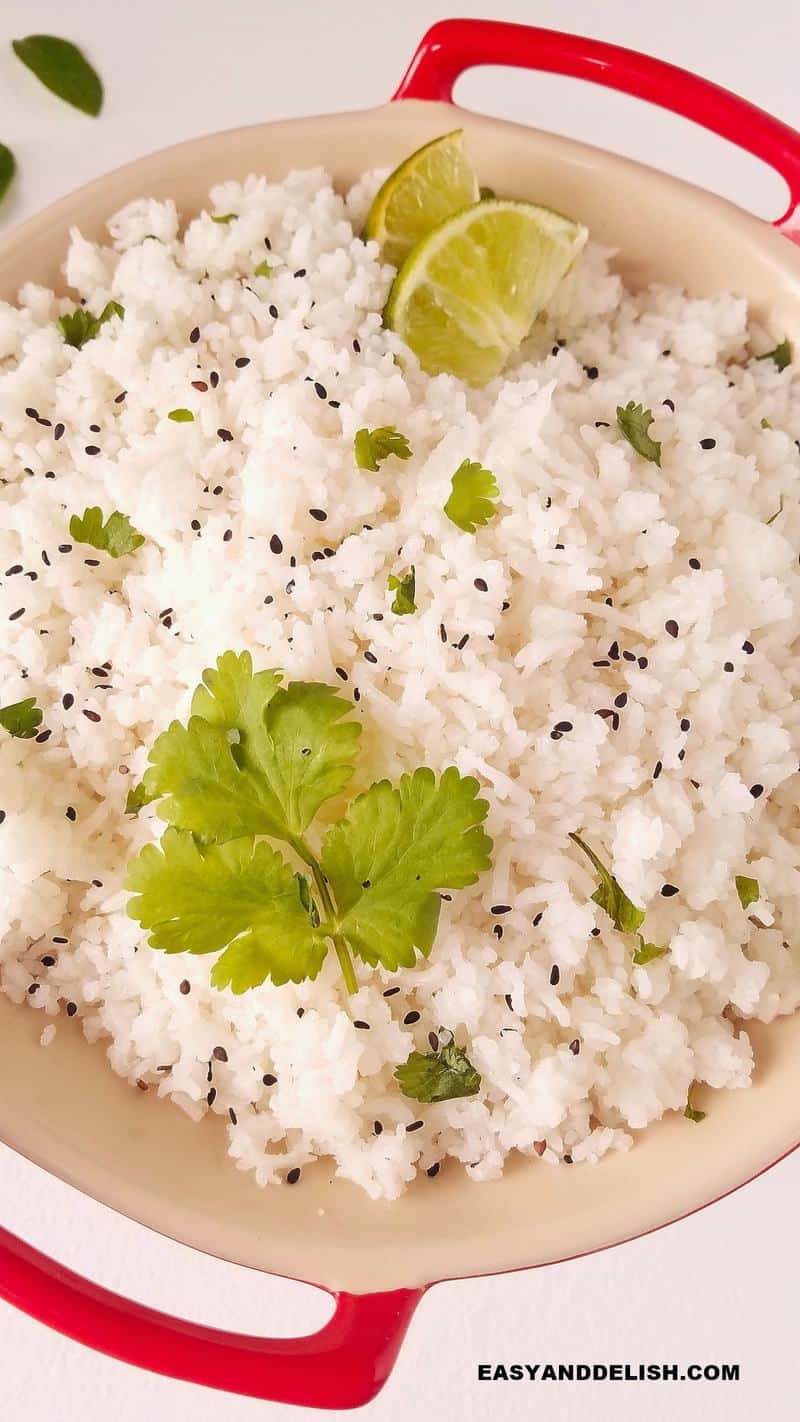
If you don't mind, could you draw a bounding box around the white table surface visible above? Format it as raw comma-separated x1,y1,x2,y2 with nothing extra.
1,1,797,1418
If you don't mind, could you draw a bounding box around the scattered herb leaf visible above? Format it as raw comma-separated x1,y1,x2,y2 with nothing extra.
211,212,236,224
69,506,145,559
760,417,771,429
757,339,792,371
58,300,124,349
12,34,103,116
395,1038,481,1103
735,874,760,910
569,832,646,935
254,260,273,277
444,459,500,533
616,402,662,466
354,425,412,472
0,144,16,206
321,766,492,972
125,780,157,815
684,1082,707,1123
168,408,194,423
0,697,43,739
387,565,416,615
632,935,667,966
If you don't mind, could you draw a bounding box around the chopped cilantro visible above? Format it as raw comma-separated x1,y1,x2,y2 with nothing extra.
354,425,412,472
395,1036,481,1103
211,212,237,224
616,402,662,466
58,300,123,349
168,408,194,422
757,339,792,371
444,459,499,533
0,697,43,739
387,565,416,615
569,832,646,935
735,874,759,910
684,1082,707,1123
69,506,145,558
254,260,273,277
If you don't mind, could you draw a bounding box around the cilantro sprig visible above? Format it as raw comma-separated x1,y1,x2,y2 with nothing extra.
0,697,43,739
354,426,412,472
395,1034,481,1103
684,1082,707,1123
69,506,145,558
125,652,492,995
757,339,792,372
444,459,499,533
58,300,124,349
570,831,669,967
387,566,416,615
616,402,662,466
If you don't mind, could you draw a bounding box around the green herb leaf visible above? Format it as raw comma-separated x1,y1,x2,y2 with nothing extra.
478,185,496,201
569,832,646,935
321,767,492,971
766,496,784,526
735,874,760,910
125,828,327,991
168,408,194,423
0,144,16,206
12,35,103,116
148,653,361,843
0,697,43,739
760,417,771,429
354,425,412,472
254,260,273,277
69,506,145,559
616,402,662,466
757,339,792,371
395,1038,481,1103
684,1082,707,1123
125,779,158,815
211,212,236,224
387,565,416,615
444,459,499,533
58,300,123,349
632,935,667,966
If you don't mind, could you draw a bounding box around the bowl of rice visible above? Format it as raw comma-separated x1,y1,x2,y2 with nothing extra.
1,17,799,1410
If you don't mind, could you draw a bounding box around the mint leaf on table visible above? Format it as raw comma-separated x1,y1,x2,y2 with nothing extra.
12,35,103,116
69,506,145,558
444,459,499,533
395,1038,481,1103
125,829,327,991
569,832,646,935
0,697,43,739
168,408,194,422
354,425,412,472
616,402,662,466
321,766,492,971
735,874,760,910
387,566,416,615
757,339,792,371
0,145,16,206
684,1082,707,1123
58,300,124,349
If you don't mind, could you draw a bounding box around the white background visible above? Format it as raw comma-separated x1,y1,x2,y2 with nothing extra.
1,1,798,1418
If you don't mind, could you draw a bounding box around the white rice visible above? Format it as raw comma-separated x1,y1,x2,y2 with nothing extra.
0,167,798,1200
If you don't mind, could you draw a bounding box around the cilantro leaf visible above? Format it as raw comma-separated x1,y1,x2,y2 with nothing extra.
569,832,646,935
211,212,236,224
125,779,158,815
254,260,273,277
12,34,103,116
735,874,759,910
148,653,360,842
58,300,124,349
387,565,416,615
125,828,326,990
0,144,16,206
69,506,145,558
321,766,492,971
757,339,792,371
354,426,412,472
444,459,499,533
616,402,662,466
395,1038,481,1103
684,1082,707,1123
632,935,667,966
168,408,194,422
0,697,43,739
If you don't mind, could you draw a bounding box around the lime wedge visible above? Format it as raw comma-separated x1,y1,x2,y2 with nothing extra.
364,130,479,269
385,199,588,386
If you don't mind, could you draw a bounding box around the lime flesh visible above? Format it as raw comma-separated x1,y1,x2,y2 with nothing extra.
385,198,588,386
364,129,480,269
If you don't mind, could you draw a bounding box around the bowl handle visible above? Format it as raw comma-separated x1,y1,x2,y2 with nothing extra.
0,1223,423,1408
392,18,800,231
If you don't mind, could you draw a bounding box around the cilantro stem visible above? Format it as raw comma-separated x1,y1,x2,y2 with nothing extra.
293,835,359,996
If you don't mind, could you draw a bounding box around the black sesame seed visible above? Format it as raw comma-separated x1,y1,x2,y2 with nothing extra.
313,382,327,400
364,650,377,664
235,357,250,369
662,398,675,413
383,986,400,997
353,1020,370,1030
491,905,512,916
700,437,716,450
661,883,679,897
228,1108,237,1125
353,687,361,703
270,534,283,554
474,577,488,592
749,784,764,799
28,983,39,994
0,811,5,825
614,693,628,709
84,558,101,567
323,547,335,558
689,557,701,570
563,1154,574,1165
189,326,200,344
36,730,51,743
653,761,663,780
352,338,361,353
554,720,573,733
65,806,77,822
82,710,101,723
268,304,279,319
293,268,307,279
191,519,201,532
623,649,636,662
584,365,599,380
329,399,340,409
179,980,191,995
439,623,447,644
9,608,24,621
742,640,754,654
54,422,66,440
309,508,327,522
213,1046,228,1062
569,1039,580,1055
41,955,56,967
428,1031,439,1051
608,640,620,660
222,529,233,543
723,661,734,673
533,911,544,927
66,1002,77,1016
665,619,679,638
406,1121,424,1133
287,1167,301,1184
594,420,610,429
217,428,234,442
5,564,22,575
638,656,649,669
493,924,503,939
335,666,348,681
207,1088,217,1105
677,748,686,761
262,1073,277,1086
593,659,611,668
426,1162,440,1178
209,370,220,388
296,1007,305,1018
403,1010,421,1025
85,445,100,456
550,964,560,986
456,633,469,650
374,1120,383,1135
